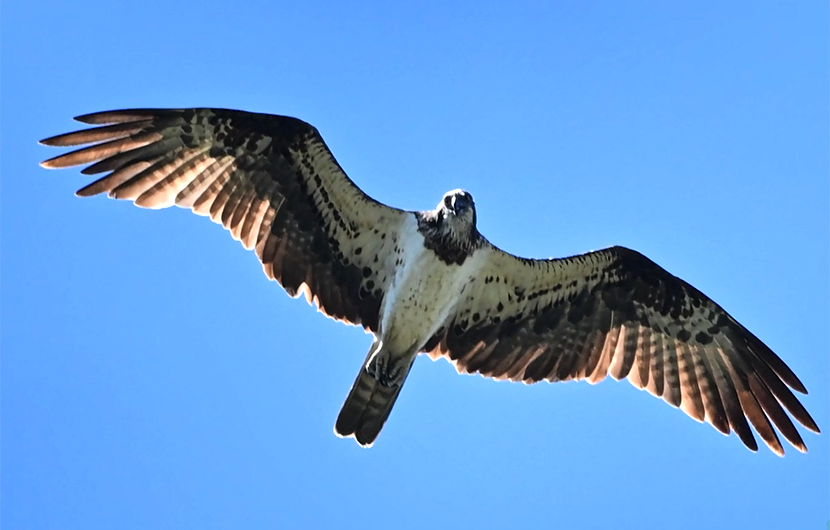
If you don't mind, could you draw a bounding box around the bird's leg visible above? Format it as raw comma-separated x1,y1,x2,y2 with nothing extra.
365,339,390,384
364,338,382,367
365,340,413,387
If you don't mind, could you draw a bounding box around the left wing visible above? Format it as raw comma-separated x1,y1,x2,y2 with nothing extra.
424,244,819,455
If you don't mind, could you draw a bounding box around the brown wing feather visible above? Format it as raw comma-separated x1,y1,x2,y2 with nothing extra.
41,108,408,331
426,244,819,455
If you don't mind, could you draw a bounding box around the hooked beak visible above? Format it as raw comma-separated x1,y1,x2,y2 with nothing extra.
449,194,471,214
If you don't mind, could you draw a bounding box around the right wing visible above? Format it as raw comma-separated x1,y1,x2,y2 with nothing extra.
41,108,409,331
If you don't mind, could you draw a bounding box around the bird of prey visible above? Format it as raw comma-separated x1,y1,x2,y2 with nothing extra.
40,107,819,455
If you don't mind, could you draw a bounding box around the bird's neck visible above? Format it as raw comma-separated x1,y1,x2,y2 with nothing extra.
415,211,481,266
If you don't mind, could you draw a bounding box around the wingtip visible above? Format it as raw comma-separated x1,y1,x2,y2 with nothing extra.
804,419,821,434
73,109,161,125
770,440,807,457
74,111,117,124
74,186,98,198
762,435,811,456
788,376,809,395
39,133,82,147
739,432,760,454
40,156,67,169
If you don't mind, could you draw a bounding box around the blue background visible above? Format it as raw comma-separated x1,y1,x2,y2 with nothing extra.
3,1,827,528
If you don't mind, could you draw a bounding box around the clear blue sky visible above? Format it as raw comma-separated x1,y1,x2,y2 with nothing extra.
3,1,827,529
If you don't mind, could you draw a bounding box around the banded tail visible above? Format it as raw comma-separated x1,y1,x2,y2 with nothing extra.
335,356,415,447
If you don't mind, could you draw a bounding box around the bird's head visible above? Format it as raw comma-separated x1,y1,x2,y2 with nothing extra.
438,189,477,233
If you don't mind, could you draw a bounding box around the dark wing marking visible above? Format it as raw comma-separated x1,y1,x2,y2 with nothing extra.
425,244,819,455
41,108,409,330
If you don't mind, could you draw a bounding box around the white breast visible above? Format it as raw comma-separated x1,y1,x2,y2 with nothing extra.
378,215,484,355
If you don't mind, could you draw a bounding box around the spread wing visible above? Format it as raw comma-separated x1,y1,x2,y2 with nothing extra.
40,108,409,331
425,244,819,455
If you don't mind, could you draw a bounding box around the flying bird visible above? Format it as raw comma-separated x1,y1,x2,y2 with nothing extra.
40,108,819,455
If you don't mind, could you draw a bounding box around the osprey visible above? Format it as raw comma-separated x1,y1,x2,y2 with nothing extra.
40,108,819,455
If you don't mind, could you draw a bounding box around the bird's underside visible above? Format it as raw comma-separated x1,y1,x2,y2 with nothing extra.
40,107,820,455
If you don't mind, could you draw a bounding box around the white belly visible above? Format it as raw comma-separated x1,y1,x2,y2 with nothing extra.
378,216,483,355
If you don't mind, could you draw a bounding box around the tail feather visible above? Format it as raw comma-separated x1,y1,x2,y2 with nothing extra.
335,361,413,447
